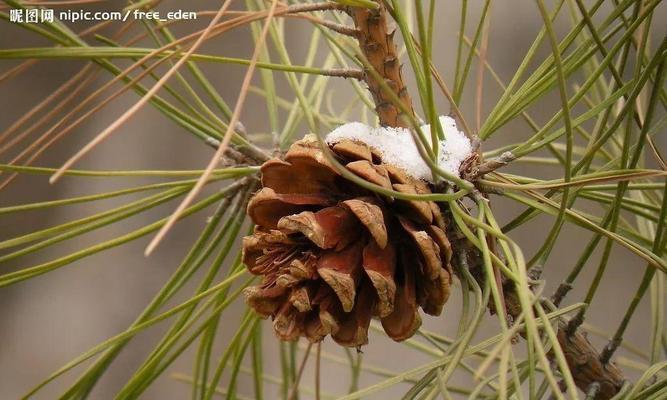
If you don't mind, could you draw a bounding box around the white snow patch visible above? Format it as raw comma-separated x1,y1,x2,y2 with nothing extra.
326,116,472,182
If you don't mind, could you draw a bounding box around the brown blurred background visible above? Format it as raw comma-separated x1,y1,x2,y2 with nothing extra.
1,1,665,398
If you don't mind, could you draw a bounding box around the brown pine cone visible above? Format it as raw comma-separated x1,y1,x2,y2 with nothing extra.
242,135,454,347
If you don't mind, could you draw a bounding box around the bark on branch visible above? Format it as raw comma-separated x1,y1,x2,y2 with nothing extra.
348,2,414,127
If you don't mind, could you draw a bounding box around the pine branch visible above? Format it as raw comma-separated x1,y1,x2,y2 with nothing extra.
348,1,627,398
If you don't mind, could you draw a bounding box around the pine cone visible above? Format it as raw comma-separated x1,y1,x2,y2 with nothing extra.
242,135,454,347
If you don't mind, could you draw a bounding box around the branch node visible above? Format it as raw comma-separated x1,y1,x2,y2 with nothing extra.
473,151,515,178
599,337,622,365
528,264,544,280
566,310,585,337
552,282,574,307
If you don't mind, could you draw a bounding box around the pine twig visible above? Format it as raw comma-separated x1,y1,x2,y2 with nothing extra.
557,322,625,399
500,284,625,399
347,1,414,127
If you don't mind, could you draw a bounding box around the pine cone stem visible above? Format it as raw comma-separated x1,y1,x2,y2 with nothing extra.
348,2,414,128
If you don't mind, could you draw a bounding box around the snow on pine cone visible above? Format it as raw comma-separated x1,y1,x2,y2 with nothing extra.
242,135,453,347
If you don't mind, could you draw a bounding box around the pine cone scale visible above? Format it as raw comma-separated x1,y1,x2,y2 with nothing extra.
316,242,364,312
341,198,388,248
361,239,396,317
260,157,337,195
247,187,332,228
380,264,421,341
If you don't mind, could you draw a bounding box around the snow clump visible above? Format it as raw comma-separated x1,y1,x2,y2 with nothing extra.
325,116,473,183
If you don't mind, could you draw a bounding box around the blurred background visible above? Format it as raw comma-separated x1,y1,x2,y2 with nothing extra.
1,0,665,398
